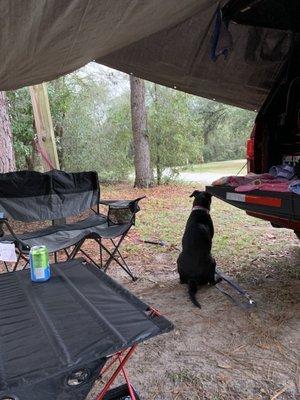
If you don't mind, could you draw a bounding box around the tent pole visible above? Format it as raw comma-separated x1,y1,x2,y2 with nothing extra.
29,83,60,171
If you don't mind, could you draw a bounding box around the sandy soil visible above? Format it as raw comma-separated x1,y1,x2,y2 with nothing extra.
87,246,299,400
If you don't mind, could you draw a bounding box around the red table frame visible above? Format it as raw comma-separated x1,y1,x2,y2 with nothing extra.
95,308,161,400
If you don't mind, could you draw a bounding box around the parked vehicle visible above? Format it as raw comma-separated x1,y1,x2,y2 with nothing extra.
246,74,300,237
207,0,300,238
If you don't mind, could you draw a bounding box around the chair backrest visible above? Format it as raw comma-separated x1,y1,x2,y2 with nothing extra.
0,170,100,222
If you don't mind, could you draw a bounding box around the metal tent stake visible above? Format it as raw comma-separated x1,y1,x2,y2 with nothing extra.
215,270,256,309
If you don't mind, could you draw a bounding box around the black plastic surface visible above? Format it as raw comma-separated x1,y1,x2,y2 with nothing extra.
0,259,173,400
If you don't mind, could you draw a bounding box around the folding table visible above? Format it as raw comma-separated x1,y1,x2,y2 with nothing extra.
0,258,173,400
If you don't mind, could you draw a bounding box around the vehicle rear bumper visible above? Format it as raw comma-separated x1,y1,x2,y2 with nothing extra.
206,185,300,230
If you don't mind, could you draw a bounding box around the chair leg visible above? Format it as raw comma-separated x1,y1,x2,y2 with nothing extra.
98,237,137,281
63,248,70,258
20,253,30,270
77,248,103,269
2,251,25,273
110,238,129,267
110,238,137,281
3,262,8,273
67,238,104,269
99,238,103,268
102,234,126,271
12,252,22,272
68,238,86,260
68,234,137,281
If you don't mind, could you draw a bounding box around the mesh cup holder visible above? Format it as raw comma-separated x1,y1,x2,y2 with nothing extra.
108,207,133,226
66,368,90,387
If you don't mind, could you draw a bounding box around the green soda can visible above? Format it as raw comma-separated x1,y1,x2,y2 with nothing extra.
29,245,51,282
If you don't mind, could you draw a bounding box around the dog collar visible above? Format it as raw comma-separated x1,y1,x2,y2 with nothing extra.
192,206,209,213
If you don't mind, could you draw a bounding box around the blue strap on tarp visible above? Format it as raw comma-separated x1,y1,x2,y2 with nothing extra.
211,6,232,62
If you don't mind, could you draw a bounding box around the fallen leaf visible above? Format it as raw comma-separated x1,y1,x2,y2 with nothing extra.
217,361,232,369
256,343,272,350
218,372,231,384
270,386,288,400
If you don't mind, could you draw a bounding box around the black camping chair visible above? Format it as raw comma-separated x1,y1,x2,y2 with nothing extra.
68,198,144,281
0,170,144,280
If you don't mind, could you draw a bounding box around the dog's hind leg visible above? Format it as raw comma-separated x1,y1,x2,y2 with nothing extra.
208,258,222,285
210,276,222,285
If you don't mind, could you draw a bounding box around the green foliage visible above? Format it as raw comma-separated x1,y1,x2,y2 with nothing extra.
7,65,255,183
147,84,203,183
7,70,133,181
7,78,74,170
61,72,132,182
6,88,35,170
47,78,74,168
101,94,133,181
192,98,255,162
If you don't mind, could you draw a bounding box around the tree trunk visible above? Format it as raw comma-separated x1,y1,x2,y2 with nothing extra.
130,76,154,188
153,84,162,185
156,143,162,185
0,91,16,172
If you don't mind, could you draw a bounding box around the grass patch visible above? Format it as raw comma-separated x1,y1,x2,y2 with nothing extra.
101,183,298,285
167,368,202,386
184,159,246,174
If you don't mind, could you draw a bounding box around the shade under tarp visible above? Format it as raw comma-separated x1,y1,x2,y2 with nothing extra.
0,0,295,109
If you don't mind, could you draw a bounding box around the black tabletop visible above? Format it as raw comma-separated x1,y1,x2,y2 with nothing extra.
0,258,173,400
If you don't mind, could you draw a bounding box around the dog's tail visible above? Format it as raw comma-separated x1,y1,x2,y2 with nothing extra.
188,280,201,308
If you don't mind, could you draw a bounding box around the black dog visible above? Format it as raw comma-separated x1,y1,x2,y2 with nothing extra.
177,190,220,308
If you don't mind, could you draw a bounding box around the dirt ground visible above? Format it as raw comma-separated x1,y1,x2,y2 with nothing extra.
4,183,299,399
85,184,299,400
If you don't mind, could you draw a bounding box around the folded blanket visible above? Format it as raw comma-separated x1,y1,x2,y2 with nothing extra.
289,180,300,195
212,169,299,194
235,180,290,193
269,164,294,180
212,173,273,187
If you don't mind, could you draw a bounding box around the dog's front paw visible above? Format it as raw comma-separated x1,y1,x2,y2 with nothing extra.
213,277,222,285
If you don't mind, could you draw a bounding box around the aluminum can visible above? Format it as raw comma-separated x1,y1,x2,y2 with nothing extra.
29,245,51,282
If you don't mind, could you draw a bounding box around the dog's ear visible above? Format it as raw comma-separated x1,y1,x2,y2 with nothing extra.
189,190,199,198
204,192,212,200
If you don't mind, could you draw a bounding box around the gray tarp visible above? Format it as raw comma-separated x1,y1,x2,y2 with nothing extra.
0,0,291,109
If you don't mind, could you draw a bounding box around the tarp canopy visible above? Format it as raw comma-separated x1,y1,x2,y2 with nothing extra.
0,0,297,110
